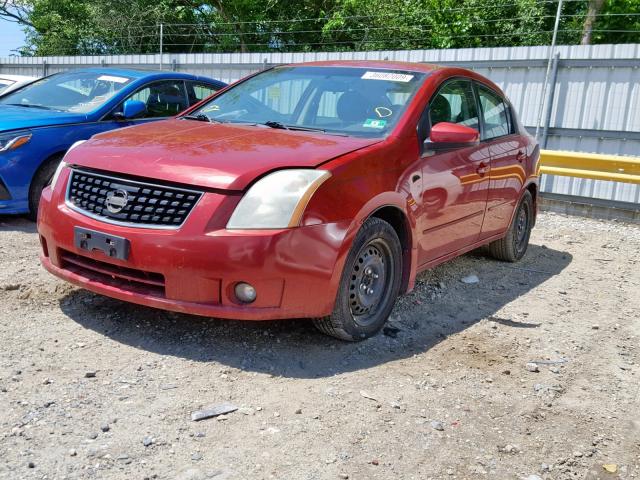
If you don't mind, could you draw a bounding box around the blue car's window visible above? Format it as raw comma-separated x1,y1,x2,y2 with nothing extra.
111,80,189,119
0,71,133,113
193,66,426,137
0,79,15,94
187,82,219,104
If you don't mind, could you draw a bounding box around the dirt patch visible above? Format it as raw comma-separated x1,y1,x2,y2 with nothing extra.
0,212,639,479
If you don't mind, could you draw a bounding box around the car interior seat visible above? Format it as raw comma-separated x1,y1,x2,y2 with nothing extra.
430,94,452,125
336,90,371,124
147,85,187,117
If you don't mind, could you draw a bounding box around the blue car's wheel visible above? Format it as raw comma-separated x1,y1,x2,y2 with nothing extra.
28,155,62,221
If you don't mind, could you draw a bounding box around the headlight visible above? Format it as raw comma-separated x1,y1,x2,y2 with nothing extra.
0,131,32,152
49,140,86,190
227,169,331,229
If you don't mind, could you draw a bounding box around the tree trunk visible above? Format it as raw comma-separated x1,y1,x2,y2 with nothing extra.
581,0,605,45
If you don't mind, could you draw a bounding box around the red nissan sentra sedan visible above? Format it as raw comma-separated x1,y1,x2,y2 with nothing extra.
38,61,539,341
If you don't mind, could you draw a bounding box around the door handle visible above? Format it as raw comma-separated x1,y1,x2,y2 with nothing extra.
516,150,527,162
476,163,490,176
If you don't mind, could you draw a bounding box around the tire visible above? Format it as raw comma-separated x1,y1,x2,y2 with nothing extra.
313,217,402,341
27,155,62,221
487,190,533,262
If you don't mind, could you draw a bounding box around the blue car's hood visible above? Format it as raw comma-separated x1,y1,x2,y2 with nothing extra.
0,105,88,132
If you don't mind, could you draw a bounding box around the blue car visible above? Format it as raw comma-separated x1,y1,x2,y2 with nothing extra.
0,68,226,218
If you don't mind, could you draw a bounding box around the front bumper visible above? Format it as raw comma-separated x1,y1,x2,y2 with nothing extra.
38,176,352,320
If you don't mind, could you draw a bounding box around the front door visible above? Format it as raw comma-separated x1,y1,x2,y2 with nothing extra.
417,79,491,265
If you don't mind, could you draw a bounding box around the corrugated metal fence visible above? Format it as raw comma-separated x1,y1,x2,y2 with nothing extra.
1,44,639,205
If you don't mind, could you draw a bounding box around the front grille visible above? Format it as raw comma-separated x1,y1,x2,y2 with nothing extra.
60,249,165,297
66,169,203,228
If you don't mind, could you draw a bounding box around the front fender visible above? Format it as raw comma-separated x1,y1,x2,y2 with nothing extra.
323,191,418,303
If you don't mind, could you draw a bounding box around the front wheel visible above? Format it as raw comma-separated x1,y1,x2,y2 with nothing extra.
487,190,533,262
313,217,402,341
28,155,63,221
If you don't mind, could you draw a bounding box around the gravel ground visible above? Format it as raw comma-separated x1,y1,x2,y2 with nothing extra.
0,212,639,480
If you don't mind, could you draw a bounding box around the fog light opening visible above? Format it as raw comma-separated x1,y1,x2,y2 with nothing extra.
39,236,49,258
235,282,257,304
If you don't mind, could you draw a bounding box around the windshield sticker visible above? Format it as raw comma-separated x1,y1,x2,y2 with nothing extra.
362,71,414,83
363,118,387,129
97,75,129,84
374,106,393,118
267,86,281,99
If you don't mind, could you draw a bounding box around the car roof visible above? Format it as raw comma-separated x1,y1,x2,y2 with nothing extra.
285,60,504,96
51,67,225,85
284,60,442,73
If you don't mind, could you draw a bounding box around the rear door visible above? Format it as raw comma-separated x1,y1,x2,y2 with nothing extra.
475,83,528,239
417,78,491,265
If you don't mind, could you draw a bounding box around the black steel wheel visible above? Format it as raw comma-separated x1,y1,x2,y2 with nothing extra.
487,190,533,262
313,217,402,341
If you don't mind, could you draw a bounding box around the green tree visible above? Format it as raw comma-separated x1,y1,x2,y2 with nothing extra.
1,0,638,55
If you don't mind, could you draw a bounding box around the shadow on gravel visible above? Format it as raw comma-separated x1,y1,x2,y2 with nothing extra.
59,244,572,379
0,215,36,234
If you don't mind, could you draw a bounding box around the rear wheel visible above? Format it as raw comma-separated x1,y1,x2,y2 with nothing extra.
313,217,402,341
487,190,533,262
27,155,62,221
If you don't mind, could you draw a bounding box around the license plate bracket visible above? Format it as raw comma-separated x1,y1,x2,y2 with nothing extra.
74,227,130,261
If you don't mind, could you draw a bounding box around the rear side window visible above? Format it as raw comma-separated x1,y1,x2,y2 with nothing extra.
477,84,511,139
187,82,219,105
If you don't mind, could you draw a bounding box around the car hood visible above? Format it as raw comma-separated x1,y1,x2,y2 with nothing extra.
67,119,382,191
0,105,87,131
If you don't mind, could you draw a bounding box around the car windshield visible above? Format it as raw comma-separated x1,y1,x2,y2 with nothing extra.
0,71,133,113
192,66,425,137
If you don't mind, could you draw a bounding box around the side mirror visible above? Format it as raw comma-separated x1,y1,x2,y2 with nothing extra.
424,122,479,153
118,100,146,120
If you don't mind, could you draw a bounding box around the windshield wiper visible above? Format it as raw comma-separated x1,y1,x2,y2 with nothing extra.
182,114,212,122
263,120,289,130
6,103,52,110
262,121,346,136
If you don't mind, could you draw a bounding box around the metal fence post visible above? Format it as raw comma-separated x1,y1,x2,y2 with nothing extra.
159,23,164,70
535,0,564,139
42,60,47,77
541,52,560,149
172,58,178,71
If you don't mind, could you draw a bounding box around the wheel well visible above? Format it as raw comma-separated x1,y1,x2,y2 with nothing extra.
526,183,538,226
30,152,65,190
370,206,412,294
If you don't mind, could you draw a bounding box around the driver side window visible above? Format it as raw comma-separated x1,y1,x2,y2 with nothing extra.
115,80,188,119
429,80,479,131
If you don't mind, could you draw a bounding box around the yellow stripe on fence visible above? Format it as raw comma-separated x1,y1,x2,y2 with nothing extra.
540,150,640,184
